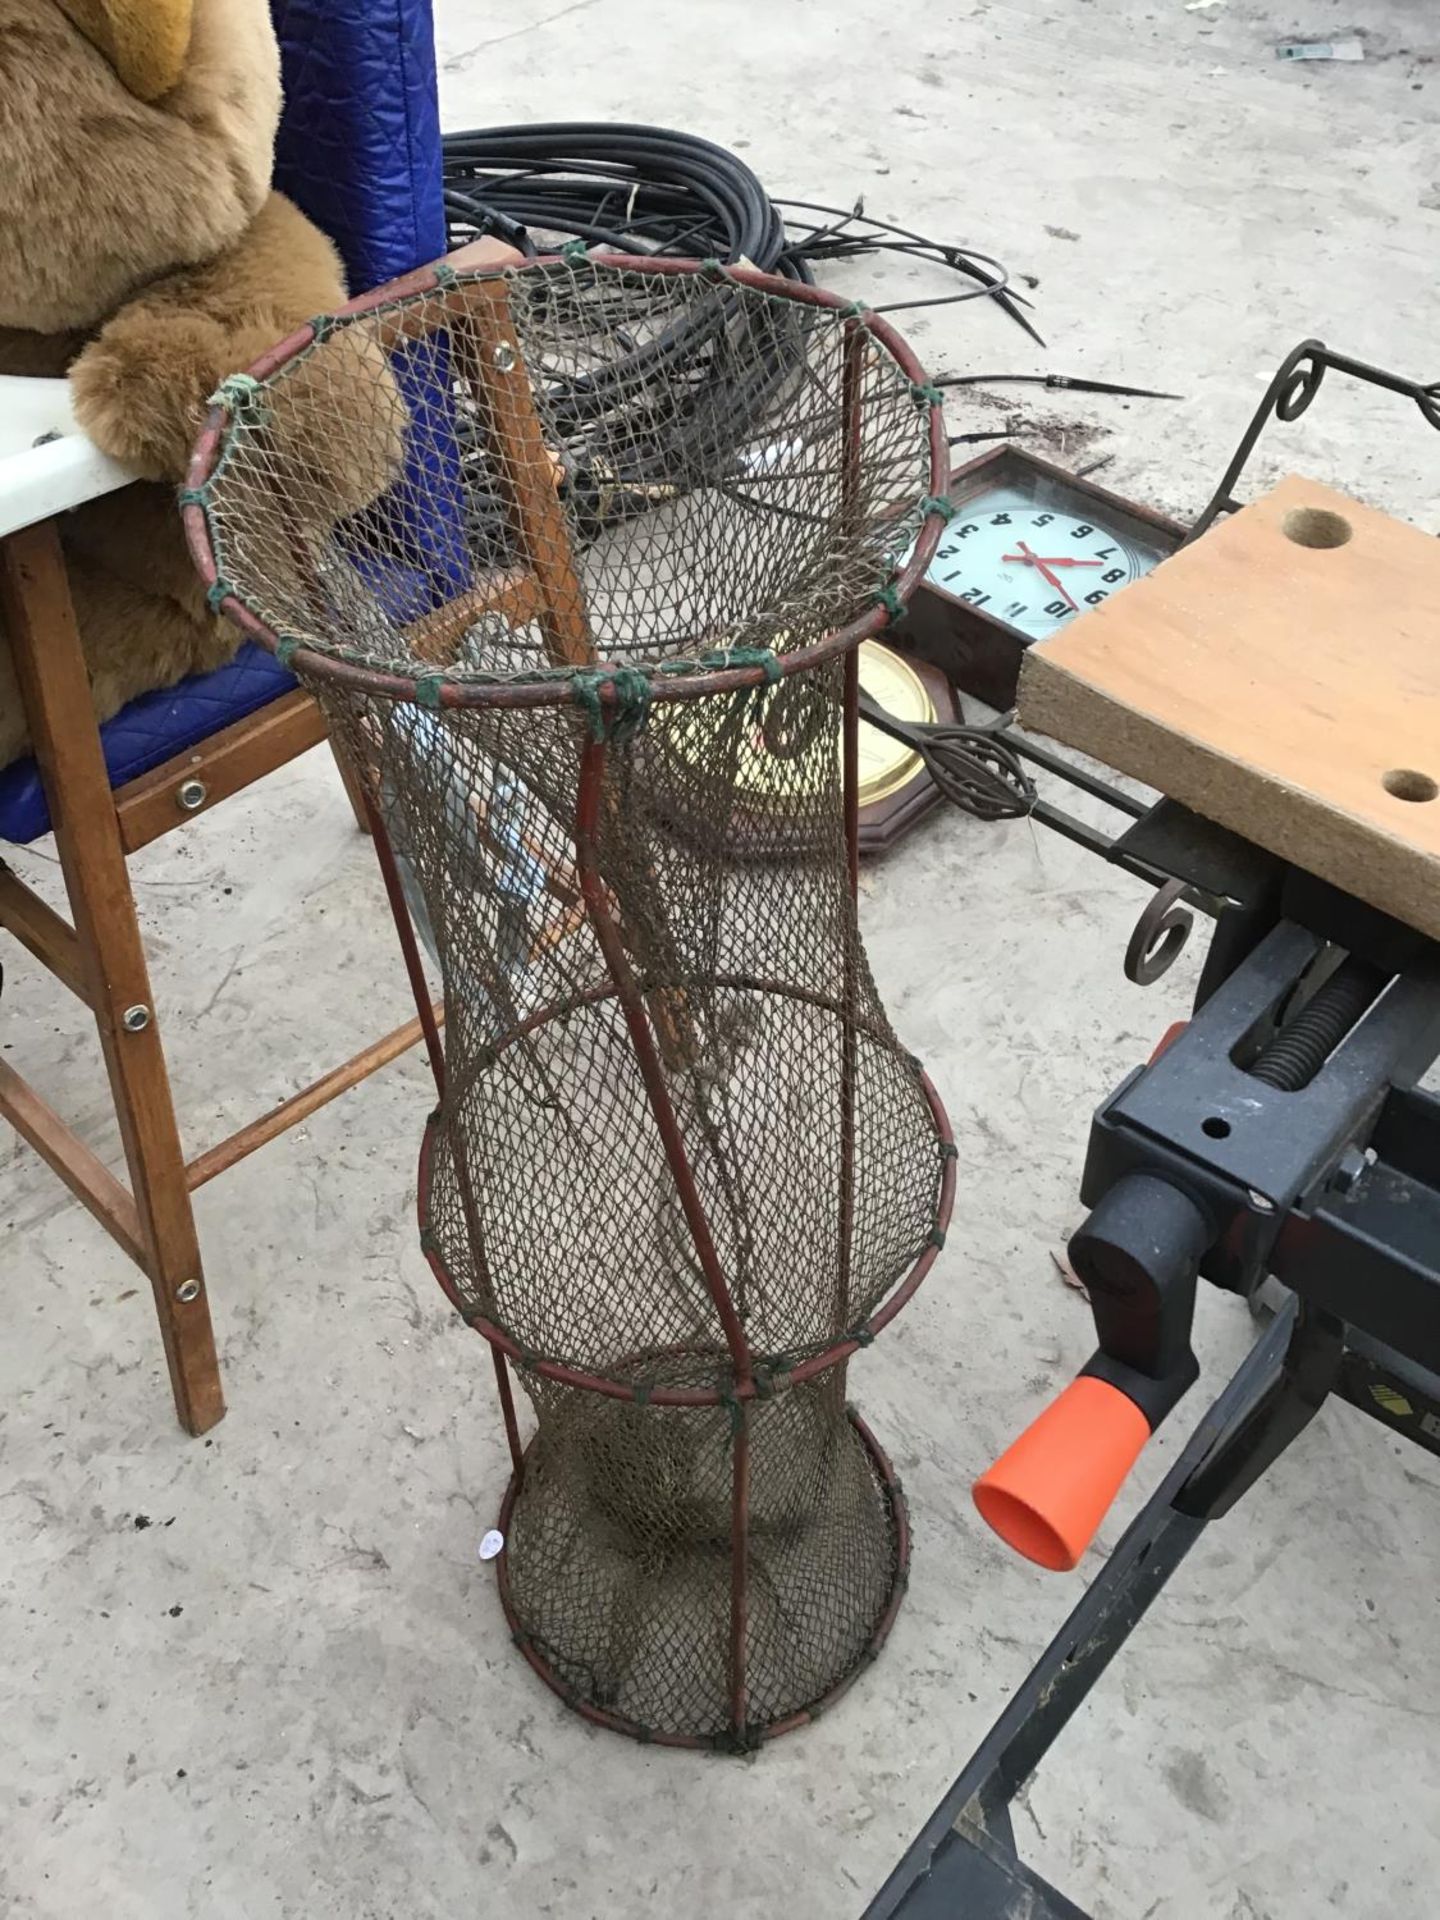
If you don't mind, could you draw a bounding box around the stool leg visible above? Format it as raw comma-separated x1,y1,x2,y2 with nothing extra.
328,735,372,835
0,523,224,1435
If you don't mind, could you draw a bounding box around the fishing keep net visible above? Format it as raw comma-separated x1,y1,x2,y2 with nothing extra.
187,254,955,1747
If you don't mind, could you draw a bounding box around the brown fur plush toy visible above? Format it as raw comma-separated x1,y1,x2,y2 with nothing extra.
0,0,392,768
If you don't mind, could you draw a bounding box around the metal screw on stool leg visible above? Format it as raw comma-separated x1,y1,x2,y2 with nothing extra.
492,342,517,372
177,778,207,813
175,1279,202,1304
122,1004,151,1033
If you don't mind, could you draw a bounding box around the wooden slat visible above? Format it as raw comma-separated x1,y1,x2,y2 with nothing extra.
367,239,525,352
406,568,546,663
1020,476,1440,944
457,280,595,668
0,862,90,1004
115,688,328,854
0,521,224,1434
0,1051,145,1266
185,1000,445,1190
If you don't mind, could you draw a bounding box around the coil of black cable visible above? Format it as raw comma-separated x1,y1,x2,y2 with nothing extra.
442,122,804,278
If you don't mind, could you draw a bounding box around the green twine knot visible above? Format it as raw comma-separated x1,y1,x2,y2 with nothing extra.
717,645,782,682
208,373,270,428
700,257,726,282
570,671,604,741
918,494,953,520
927,1226,947,1250
720,1393,745,1443
873,584,906,623
851,1324,875,1348
418,1227,439,1255
308,314,338,343
561,239,591,263
939,1140,959,1162
570,666,652,743
274,636,300,668
908,380,945,410
414,672,444,709
632,1381,653,1407
432,263,459,289
205,579,233,612
177,486,209,510
842,300,871,321
609,666,652,742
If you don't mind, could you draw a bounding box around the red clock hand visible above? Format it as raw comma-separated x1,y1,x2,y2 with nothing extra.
1014,539,1079,612
1002,552,1104,568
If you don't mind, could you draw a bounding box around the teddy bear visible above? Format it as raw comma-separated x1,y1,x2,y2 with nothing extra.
0,0,396,768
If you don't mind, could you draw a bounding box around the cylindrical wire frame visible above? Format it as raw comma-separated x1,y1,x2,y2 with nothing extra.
185,253,955,1747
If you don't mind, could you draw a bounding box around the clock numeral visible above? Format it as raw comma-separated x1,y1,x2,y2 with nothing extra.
1044,598,1072,618
960,587,991,607
1102,567,1126,584
989,511,1012,526
1032,512,1055,527
1003,601,1028,619
937,544,959,560
1070,523,1094,539
955,523,979,539
1084,589,1108,606
1095,546,1117,561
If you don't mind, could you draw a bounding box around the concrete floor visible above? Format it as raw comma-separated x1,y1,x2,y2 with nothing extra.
4,2,1440,1915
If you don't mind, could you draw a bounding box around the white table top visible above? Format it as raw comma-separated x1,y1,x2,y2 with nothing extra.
0,376,134,539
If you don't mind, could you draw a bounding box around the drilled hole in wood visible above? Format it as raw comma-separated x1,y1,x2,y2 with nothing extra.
1280,505,1352,549
1382,767,1439,803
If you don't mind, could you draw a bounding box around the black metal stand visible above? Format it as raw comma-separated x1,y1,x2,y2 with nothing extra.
866,805,1440,1920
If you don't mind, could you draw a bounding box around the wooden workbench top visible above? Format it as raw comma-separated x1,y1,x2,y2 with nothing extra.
1020,475,1440,941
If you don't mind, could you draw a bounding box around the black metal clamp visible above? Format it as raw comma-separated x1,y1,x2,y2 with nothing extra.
868,807,1440,1919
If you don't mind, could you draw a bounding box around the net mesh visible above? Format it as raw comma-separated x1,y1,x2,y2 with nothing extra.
192,258,949,1744
197,260,934,682
506,1364,901,1744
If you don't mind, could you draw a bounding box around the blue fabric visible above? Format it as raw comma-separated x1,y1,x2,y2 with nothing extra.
0,644,297,844
0,0,445,844
271,0,446,293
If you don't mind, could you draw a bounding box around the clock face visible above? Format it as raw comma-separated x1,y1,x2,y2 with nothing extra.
924,485,1165,643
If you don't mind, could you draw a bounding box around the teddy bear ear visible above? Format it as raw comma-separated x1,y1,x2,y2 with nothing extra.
54,0,195,103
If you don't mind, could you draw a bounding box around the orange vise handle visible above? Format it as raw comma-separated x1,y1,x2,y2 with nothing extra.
975,1024,1207,1571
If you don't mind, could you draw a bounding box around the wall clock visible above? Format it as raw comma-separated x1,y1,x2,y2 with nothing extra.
894,444,1186,709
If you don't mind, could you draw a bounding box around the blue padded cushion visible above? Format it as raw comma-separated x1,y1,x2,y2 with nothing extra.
0,0,445,844
271,0,447,295
0,644,297,844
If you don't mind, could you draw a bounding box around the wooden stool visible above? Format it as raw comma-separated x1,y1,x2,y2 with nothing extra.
1020,475,1440,941
0,378,436,1435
